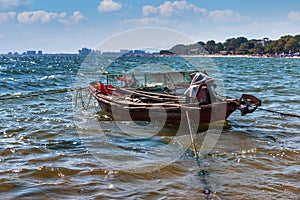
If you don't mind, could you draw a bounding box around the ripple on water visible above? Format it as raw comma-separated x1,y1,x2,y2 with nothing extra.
0,56,299,199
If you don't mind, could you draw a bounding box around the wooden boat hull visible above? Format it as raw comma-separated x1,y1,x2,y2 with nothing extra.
90,85,239,127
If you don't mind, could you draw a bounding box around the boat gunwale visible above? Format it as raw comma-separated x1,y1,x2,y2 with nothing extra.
90,85,238,111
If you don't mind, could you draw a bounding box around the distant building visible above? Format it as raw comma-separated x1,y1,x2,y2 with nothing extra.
262,37,269,46
102,51,122,56
37,50,43,55
257,37,270,47
133,50,146,54
120,49,129,54
78,47,91,56
93,50,101,55
219,50,228,55
26,50,36,55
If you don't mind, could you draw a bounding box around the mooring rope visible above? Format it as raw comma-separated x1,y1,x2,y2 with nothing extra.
186,111,211,199
0,87,88,101
258,107,300,118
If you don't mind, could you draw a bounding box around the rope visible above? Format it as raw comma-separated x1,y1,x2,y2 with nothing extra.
0,87,87,101
186,111,211,198
258,107,300,118
0,85,93,110
186,111,198,158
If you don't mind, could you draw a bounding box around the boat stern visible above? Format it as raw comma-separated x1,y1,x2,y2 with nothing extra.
238,94,261,116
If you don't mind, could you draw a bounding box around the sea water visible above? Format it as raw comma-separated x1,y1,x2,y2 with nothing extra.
0,55,299,199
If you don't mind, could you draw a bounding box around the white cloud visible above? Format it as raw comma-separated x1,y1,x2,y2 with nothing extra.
71,11,85,21
141,2,246,25
142,5,157,17
0,0,31,9
17,10,61,23
288,11,300,21
0,0,19,9
129,5,247,30
59,11,88,25
0,11,16,23
207,9,245,23
142,0,205,17
122,17,172,26
16,10,87,25
98,0,122,12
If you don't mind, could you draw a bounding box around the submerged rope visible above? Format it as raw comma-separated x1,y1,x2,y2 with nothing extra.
258,107,300,118
186,111,211,199
0,87,87,101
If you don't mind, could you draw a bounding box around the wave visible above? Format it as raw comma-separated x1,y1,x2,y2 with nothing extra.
39,75,56,81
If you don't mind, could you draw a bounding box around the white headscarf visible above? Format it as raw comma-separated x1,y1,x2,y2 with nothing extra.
184,72,214,99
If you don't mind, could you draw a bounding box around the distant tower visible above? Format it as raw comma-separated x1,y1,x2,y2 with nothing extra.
262,37,269,46
78,47,91,56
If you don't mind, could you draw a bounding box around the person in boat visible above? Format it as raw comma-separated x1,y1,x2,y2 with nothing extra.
184,71,215,104
96,81,113,95
127,74,139,88
97,81,108,94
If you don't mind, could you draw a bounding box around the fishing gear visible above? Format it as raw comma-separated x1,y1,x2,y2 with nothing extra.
74,88,94,110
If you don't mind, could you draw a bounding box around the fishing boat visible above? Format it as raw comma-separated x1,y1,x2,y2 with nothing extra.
89,71,261,130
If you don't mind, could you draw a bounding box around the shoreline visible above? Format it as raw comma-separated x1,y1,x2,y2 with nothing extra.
177,54,300,59
2,53,300,59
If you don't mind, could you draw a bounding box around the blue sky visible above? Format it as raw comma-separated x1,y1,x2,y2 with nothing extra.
0,0,300,53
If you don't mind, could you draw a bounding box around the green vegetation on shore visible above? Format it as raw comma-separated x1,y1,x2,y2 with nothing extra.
162,35,300,56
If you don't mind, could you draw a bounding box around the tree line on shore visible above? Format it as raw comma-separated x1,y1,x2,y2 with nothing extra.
161,34,300,56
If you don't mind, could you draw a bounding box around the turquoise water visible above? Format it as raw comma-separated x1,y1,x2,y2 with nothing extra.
0,55,299,199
